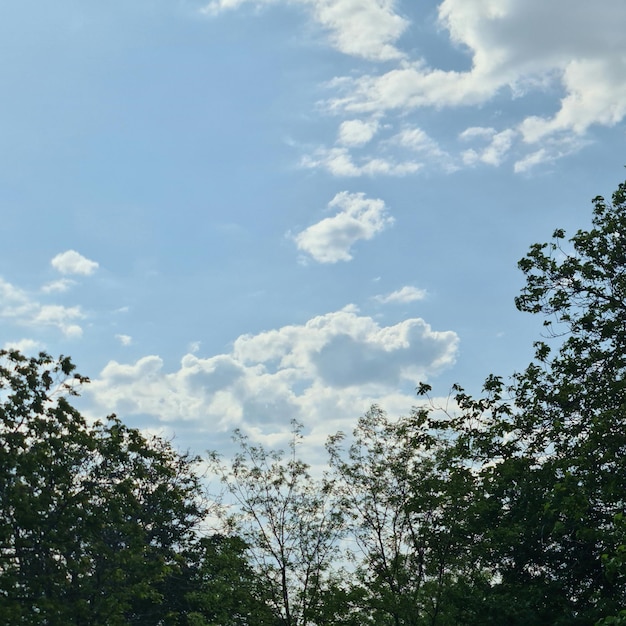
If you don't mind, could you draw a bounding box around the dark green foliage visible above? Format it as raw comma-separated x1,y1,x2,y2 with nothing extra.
174,535,277,626
429,180,626,624
0,350,267,625
320,179,626,624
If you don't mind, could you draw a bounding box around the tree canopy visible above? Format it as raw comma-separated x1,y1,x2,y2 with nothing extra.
0,350,268,625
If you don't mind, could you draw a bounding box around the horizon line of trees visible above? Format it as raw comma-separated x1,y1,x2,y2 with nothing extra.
3,178,626,624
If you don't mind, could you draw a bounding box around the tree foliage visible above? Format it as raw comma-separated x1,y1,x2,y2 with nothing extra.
208,422,343,626
429,180,626,623
326,405,485,626
0,350,268,625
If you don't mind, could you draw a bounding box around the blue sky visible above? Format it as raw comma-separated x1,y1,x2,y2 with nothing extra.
2,0,626,457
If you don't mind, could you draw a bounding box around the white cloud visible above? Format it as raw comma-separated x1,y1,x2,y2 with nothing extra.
309,0,408,61
459,127,517,166
388,127,459,170
337,119,379,147
3,338,41,353
51,250,99,276
41,278,76,294
375,286,427,304
202,0,408,61
87,306,459,438
0,276,85,338
518,57,626,142
301,147,421,177
293,191,394,263
321,0,626,166
205,0,626,171
31,305,84,338
514,149,550,173
115,334,133,346
513,133,589,173
459,127,496,141
326,61,498,113
391,127,436,151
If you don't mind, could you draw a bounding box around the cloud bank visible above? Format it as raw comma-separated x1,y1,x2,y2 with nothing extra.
87,306,458,439
206,0,626,172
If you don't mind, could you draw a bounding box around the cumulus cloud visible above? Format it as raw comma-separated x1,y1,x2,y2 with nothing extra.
346,0,626,151
87,306,459,437
51,250,99,276
205,0,626,172
374,286,427,304
293,191,394,263
0,276,85,338
202,0,408,61
330,1,626,116
337,119,380,147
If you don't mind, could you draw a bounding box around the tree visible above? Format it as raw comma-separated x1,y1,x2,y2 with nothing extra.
208,422,343,626
173,534,277,626
423,179,626,624
0,350,207,624
326,404,487,626
510,179,626,622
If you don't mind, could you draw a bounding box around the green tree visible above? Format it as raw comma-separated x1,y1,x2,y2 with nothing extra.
0,350,207,625
326,404,487,626
510,179,626,622
208,422,343,626
425,179,626,624
173,534,277,626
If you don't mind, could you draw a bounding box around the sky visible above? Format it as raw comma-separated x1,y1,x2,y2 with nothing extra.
2,0,626,460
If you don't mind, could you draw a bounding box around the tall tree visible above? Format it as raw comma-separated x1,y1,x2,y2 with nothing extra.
326,404,487,626
208,422,343,626
0,350,207,625
508,180,626,622
427,179,626,624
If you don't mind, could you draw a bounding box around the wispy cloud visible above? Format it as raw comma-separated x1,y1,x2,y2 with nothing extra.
115,334,133,346
3,338,42,353
202,0,408,61
293,191,394,263
41,278,76,294
0,277,85,338
301,147,421,177
460,127,517,167
375,286,427,304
